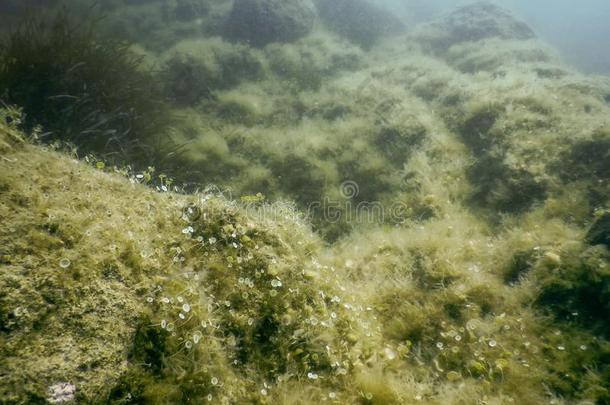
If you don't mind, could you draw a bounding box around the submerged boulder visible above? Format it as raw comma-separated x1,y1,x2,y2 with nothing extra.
416,1,535,51
224,0,316,47
315,0,405,49
162,38,264,105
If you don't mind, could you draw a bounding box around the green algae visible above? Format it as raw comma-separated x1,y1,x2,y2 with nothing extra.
1,1,610,404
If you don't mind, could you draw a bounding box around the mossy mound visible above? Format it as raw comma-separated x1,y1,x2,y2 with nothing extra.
224,0,317,47
414,1,536,53
161,37,265,105
71,0,229,51
314,0,406,49
264,32,363,91
0,118,378,403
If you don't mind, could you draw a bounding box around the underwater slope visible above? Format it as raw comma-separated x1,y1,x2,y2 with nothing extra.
1,93,610,404
1,106,609,404
0,114,379,403
0,1,609,404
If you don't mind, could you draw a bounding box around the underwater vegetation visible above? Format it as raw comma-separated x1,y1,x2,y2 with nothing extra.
314,0,406,49
161,37,266,106
0,10,173,165
224,0,317,47
1,1,610,404
415,1,536,53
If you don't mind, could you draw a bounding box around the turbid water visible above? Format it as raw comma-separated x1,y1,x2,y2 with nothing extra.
0,1,609,404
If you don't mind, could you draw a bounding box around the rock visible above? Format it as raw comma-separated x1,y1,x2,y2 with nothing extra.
315,0,405,49
417,1,535,51
162,38,264,105
163,52,215,105
586,213,610,248
224,0,316,47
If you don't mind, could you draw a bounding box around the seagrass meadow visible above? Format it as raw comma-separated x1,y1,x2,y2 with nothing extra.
0,1,609,404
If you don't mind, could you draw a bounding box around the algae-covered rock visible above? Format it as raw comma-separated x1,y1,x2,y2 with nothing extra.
446,38,554,73
315,0,406,49
162,38,265,105
74,0,226,51
416,1,536,52
264,33,363,90
224,0,316,47
0,118,370,403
